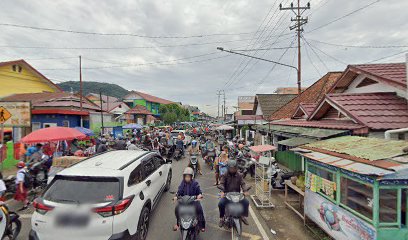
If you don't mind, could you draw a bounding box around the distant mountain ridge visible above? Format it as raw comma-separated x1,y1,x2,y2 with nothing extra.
57,81,129,99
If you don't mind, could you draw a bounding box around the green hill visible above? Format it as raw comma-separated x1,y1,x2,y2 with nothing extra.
57,81,129,99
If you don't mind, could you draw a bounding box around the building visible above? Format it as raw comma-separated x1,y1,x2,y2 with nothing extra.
86,93,119,106
235,96,255,117
2,92,102,133
253,94,297,120
124,105,154,125
274,87,306,94
100,102,130,121
0,59,61,97
122,91,173,116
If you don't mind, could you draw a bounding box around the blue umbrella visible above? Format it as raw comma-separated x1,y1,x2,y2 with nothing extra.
122,123,143,129
74,127,95,136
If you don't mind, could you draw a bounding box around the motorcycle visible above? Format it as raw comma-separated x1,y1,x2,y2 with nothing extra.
164,145,174,158
174,148,183,161
0,202,21,240
222,192,248,240
189,154,199,178
269,161,294,189
176,196,200,240
205,149,216,170
237,157,255,179
27,155,52,190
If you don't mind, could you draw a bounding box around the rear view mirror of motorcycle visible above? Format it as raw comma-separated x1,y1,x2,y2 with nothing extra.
166,158,172,164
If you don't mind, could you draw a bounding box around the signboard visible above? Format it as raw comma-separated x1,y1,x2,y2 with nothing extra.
305,189,376,240
0,102,31,127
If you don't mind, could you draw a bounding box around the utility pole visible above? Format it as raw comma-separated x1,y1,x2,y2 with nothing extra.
79,56,83,127
216,90,222,119
280,1,310,94
99,90,104,135
223,90,226,121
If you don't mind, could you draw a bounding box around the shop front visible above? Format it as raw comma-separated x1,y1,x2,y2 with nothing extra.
293,136,408,240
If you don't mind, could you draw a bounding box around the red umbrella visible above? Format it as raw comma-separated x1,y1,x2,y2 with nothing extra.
20,127,86,144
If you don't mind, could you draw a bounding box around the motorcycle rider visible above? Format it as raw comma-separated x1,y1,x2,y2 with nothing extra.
175,135,184,156
214,150,228,186
187,140,202,175
174,167,206,232
218,160,250,227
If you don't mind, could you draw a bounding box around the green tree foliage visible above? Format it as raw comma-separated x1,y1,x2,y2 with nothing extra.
159,103,190,124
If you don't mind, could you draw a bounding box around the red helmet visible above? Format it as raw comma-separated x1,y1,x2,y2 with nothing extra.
17,161,25,168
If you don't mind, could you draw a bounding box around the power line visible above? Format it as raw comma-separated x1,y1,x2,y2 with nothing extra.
307,0,381,33
0,22,259,39
366,49,408,63
302,36,348,65
302,36,329,71
308,39,408,49
231,46,296,51
303,38,322,76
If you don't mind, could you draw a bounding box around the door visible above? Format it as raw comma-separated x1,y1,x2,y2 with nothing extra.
142,157,162,205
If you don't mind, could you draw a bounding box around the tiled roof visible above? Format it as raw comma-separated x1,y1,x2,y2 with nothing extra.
101,102,124,112
299,103,317,116
126,105,152,115
272,119,366,131
351,63,406,88
274,87,306,94
270,72,342,120
255,94,296,118
326,92,408,130
2,92,100,111
0,59,62,92
126,91,173,104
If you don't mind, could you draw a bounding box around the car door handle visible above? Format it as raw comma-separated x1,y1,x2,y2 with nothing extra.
145,180,152,187
159,171,162,176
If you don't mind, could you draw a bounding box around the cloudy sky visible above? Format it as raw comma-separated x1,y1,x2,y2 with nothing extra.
0,0,407,116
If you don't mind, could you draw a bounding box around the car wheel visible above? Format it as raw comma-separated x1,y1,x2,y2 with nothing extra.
137,206,150,240
164,170,172,192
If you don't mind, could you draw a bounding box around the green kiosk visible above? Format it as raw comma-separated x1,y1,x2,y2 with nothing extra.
293,136,408,240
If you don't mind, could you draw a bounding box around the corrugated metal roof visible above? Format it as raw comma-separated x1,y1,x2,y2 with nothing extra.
256,124,348,139
303,136,408,161
277,137,316,147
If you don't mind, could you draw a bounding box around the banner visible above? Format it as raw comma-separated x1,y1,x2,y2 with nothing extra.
0,102,31,127
305,189,376,240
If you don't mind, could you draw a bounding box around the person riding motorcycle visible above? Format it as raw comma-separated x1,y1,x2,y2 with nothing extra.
236,144,245,159
188,140,202,175
218,160,250,227
174,167,206,232
175,136,185,156
214,149,228,186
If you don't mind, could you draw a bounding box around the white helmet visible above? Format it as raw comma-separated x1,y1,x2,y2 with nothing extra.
183,167,194,176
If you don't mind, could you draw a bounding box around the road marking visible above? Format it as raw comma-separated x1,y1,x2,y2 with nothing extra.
249,206,270,240
207,222,261,240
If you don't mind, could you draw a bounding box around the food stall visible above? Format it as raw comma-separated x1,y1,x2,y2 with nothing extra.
293,136,408,240
249,144,277,208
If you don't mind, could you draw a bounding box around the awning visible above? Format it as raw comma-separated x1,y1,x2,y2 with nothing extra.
255,124,348,139
277,137,316,147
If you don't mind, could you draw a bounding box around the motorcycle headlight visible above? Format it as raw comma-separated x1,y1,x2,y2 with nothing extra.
181,217,193,229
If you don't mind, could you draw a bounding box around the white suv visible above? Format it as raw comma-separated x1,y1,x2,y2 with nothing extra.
29,150,172,240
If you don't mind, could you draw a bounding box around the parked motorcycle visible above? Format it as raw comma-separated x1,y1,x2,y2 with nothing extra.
222,192,248,240
176,196,200,240
237,157,255,179
189,154,199,178
0,202,21,240
27,155,51,190
269,161,294,189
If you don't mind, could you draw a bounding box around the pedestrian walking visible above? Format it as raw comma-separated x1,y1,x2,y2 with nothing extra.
14,161,29,210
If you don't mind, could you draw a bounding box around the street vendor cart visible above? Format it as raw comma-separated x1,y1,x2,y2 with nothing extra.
249,144,277,208
293,136,408,240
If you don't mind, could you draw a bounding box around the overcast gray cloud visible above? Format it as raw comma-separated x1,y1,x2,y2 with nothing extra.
0,0,407,115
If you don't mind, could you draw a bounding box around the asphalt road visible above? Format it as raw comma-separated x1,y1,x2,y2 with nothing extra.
10,154,271,240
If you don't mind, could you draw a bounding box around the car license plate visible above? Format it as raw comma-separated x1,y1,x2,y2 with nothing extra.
56,214,90,227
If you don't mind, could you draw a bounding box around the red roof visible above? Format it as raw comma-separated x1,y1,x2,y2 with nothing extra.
323,92,408,130
101,102,124,112
272,119,366,131
32,109,90,116
235,115,264,121
126,105,152,115
351,63,406,88
0,59,62,92
270,72,342,120
126,91,173,105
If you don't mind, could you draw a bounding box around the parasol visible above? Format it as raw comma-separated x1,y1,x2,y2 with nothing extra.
215,125,234,131
74,127,95,136
20,127,86,144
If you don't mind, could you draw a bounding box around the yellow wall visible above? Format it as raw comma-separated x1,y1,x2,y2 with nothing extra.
0,63,59,97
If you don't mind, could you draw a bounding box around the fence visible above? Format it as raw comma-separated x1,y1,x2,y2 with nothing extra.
275,150,303,172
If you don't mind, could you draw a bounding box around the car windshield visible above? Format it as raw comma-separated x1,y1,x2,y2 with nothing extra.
43,176,121,204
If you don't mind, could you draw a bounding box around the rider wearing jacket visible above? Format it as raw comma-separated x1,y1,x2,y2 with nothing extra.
188,140,202,175
218,160,250,227
174,167,206,232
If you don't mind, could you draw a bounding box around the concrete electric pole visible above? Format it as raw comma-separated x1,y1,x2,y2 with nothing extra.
280,0,310,95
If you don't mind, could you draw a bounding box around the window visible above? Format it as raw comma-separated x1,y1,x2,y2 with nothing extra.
143,158,156,177
32,122,41,131
306,164,337,200
43,123,57,128
340,177,373,220
379,189,398,223
128,164,144,186
62,120,69,127
153,156,165,169
11,65,22,73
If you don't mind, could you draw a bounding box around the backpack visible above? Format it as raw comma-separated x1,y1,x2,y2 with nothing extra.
22,171,33,189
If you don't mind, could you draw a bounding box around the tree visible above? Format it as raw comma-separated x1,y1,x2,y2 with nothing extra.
159,104,191,124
